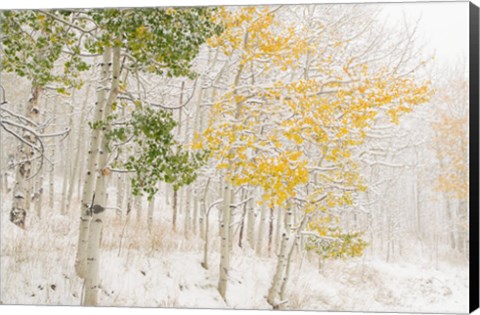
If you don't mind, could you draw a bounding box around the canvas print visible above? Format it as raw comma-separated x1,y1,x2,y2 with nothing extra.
0,1,477,313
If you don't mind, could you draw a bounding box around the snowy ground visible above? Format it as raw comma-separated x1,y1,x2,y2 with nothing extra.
0,182,469,313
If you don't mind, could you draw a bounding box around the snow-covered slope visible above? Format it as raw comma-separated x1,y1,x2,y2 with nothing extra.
0,190,469,313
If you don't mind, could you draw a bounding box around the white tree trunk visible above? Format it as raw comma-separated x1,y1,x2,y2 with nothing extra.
218,183,232,301
268,207,274,255
83,45,120,306
75,50,110,279
47,96,58,210
201,200,211,270
60,155,70,215
125,175,133,211
60,91,76,214
172,188,178,231
246,197,256,249
238,193,247,248
32,97,48,218
256,203,267,256
24,174,33,214
199,178,211,241
193,190,199,235
115,173,125,218
267,229,289,309
33,172,43,218
184,185,192,238
267,206,299,309
76,132,87,200
147,195,155,231
10,86,42,229
133,194,142,223
189,78,204,236
275,207,283,253
67,83,91,212
279,208,297,302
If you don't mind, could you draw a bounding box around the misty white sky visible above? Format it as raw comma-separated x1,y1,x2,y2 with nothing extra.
379,1,469,65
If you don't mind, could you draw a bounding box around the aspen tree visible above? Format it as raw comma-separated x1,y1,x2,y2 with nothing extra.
2,10,89,228
147,195,155,231
75,58,110,279
83,45,118,306
71,9,220,302
246,197,256,249
195,5,432,303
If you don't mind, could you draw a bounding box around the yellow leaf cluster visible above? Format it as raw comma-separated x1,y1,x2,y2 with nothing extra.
433,112,469,200
207,7,309,68
196,5,432,218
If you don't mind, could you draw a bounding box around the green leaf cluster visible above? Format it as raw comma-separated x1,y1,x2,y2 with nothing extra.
305,230,368,260
2,7,222,89
85,7,222,78
109,108,208,199
1,10,89,88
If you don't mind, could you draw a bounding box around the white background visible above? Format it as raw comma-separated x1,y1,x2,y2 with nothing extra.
0,0,478,315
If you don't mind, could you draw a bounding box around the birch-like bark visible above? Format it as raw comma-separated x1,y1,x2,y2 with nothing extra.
190,79,204,236
171,81,184,231
33,172,43,218
183,88,193,235
278,208,296,303
267,230,289,309
201,208,210,269
268,207,303,309
115,173,125,218
218,183,232,300
74,51,110,279
192,190,199,235
184,185,192,238
114,105,127,218
124,176,133,218
10,85,42,229
48,147,55,209
60,154,70,214
274,207,283,252
268,207,274,255
199,184,207,240
83,45,120,306
279,238,296,303
134,194,142,223
172,189,178,231
183,106,192,237
76,131,87,200
246,197,256,249
60,91,76,214
238,198,247,248
67,83,91,212
228,190,235,254
32,98,48,217
199,178,211,241
217,34,246,300
163,182,170,209
256,203,267,256
48,97,58,210
217,179,223,227
24,173,33,213
147,195,155,231
201,193,214,270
